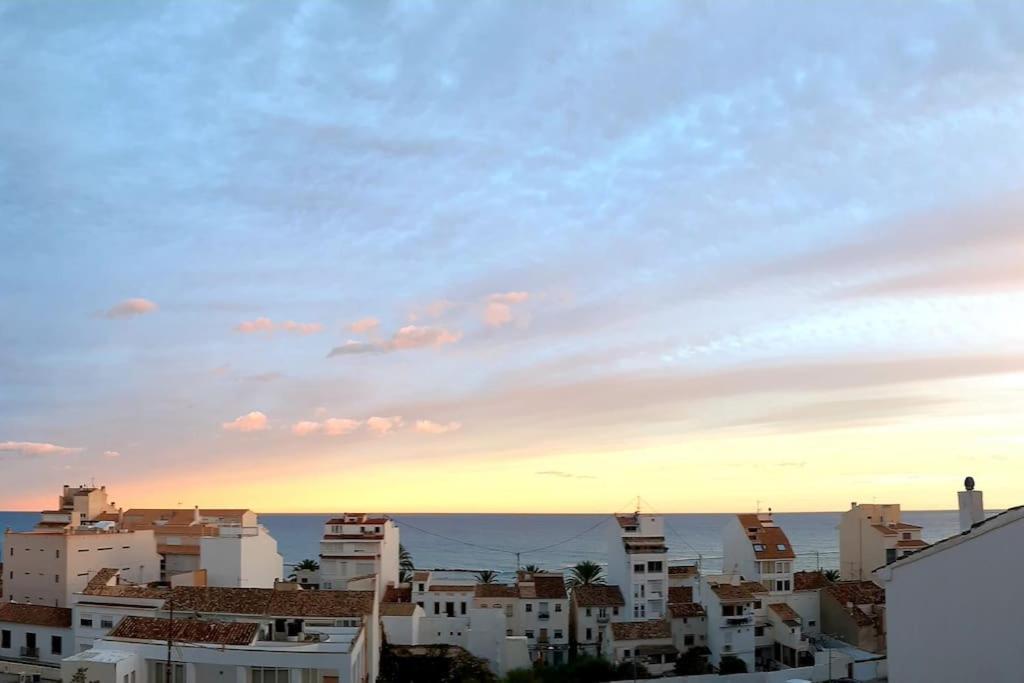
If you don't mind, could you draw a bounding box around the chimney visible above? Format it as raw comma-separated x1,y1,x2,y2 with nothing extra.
192,506,202,526
957,476,984,533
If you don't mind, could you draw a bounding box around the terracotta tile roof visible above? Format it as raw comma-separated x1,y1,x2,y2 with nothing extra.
871,524,897,536
893,522,922,530
475,584,519,599
611,620,671,640
667,586,692,604
615,514,639,529
572,585,624,607
86,568,121,591
428,584,475,592
380,603,418,617
111,616,258,645
736,513,795,559
412,571,430,582
768,602,801,625
668,565,699,578
0,602,72,628
517,574,567,599
895,539,928,548
794,570,831,591
824,581,885,608
82,583,375,618
742,580,768,594
668,602,705,618
383,585,412,603
709,583,756,601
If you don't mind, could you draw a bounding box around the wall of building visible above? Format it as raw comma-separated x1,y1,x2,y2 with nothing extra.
3,531,159,607
720,519,757,580
199,526,282,588
884,514,1024,683
0,622,71,665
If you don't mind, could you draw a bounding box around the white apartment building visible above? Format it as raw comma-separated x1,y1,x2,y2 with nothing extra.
838,502,927,581
701,577,756,672
119,508,259,580
0,602,71,667
666,585,707,655
36,485,121,531
199,525,283,588
606,513,668,620
318,514,399,590
720,513,817,669
879,479,1022,683
569,585,624,658
65,570,378,683
606,621,676,676
3,527,160,607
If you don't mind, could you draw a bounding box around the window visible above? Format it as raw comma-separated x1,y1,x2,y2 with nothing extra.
55,575,60,583
251,669,289,683
80,617,94,627
612,607,619,616
754,626,764,637
585,608,592,617
418,583,425,592
101,618,114,629
460,602,466,615
809,620,816,627
153,662,185,683
902,532,911,540
56,550,60,559
753,544,764,551
554,603,562,612
585,627,592,640
647,561,662,572
684,634,694,646
633,563,644,574
776,544,786,551
886,548,897,563
51,636,62,655
433,603,440,615
753,600,762,609
1,629,10,649
525,603,533,613
505,605,513,617
525,630,534,639
623,649,631,659
554,629,563,640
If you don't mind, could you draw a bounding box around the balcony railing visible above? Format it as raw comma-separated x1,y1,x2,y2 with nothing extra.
20,646,39,659
596,615,609,623
723,615,752,627
538,612,550,620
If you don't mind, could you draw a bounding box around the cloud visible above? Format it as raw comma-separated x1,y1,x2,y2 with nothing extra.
236,318,322,334
291,420,322,436
366,416,404,435
292,417,361,436
408,300,456,322
245,372,283,383
221,411,269,432
536,470,596,480
0,441,82,457
349,317,380,334
484,292,529,327
414,420,463,434
104,298,158,319
103,450,121,458
236,317,275,334
328,325,461,357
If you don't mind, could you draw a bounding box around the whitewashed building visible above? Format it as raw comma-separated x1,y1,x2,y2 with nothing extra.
0,602,71,667
606,513,668,620
879,479,1022,683
838,502,927,581
199,524,283,588
606,620,676,676
318,514,399,590
702,578,757,672
569,584,625,658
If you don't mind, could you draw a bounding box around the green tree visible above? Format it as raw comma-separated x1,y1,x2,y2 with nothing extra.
675,646,711,675
718,655,748,674
567,560,605,589
475,569,498,584
823,569,840,582
399,544,415,583
295,558,320,571
522,564,541,573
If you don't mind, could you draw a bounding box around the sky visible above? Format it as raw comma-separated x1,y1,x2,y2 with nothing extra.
1,1,1023,514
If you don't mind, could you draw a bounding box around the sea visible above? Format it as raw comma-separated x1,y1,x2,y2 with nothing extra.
0,510,967,580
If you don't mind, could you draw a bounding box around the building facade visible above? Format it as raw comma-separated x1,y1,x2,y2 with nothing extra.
606,513,668,621
838,503,926,581
318,514,399,590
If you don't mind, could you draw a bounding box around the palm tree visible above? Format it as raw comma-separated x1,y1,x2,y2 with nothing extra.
288,558,320,581
567,560,605,589
823,569,840,583
475,569,498,584
399,544,415,583
522,564,540,573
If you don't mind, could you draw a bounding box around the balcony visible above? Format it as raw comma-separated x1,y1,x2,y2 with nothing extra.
596,615,609,624
722,615,752,627
538,612,550,620
20,646,39,659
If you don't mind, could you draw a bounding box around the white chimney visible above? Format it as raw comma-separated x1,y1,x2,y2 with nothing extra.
957,476,984,533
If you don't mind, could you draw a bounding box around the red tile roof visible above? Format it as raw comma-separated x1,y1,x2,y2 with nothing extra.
111,616,258,645
428,585,475,592
667,586,693,604
668,602,705,618
86,568,121,591
517,574,567,599
896,539,928,548
737,513,795,559
710,582,757,601
572,585,624,607
0,602,72,628
381,603,418,617
383,585,412,603
794,570,831,591
768,602,801,625
611,620,671,640
668,565,699,578
475,584,519,599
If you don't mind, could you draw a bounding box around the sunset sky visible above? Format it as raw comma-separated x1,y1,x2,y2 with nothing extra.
2,1,1023,513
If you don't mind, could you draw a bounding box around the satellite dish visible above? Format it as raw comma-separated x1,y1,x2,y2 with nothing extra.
964,476,975,491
